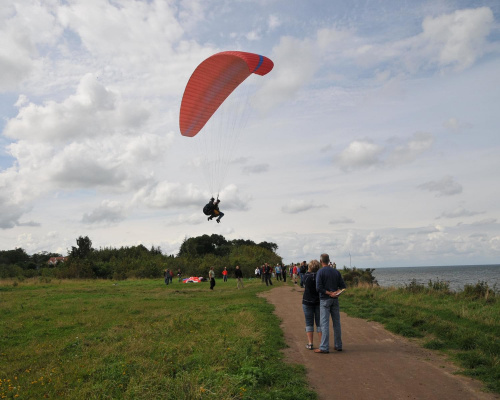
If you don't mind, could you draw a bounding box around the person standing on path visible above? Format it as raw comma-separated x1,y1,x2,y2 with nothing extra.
222,267,228,282
302,260,322,350
299,261,307,288
164,269,170,285
209,267,216,290
315,253,346,354
235,265,244,289
281,264,287,282
264,263,273,286
275,264,282,281
177,269,182,282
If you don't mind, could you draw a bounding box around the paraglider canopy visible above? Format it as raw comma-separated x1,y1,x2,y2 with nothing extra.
183,276,203,283
179,51,274,138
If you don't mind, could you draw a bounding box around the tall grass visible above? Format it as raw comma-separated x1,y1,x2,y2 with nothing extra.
0,278,315,399
341,284,500,393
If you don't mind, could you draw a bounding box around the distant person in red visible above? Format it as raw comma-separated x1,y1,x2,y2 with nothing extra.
292,264,298,285
222,267,228,282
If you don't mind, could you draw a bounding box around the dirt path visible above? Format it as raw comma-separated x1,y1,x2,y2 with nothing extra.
261,285,498,400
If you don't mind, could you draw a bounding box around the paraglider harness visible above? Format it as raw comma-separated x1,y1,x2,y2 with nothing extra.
203,197,217,216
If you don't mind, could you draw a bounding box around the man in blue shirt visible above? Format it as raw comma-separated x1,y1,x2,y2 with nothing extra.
315,253,346,353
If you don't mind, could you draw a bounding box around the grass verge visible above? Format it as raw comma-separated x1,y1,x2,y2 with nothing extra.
341,286,500,393
0,278,315,399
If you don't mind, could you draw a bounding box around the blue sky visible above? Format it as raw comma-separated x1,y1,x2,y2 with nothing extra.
1,0,499,267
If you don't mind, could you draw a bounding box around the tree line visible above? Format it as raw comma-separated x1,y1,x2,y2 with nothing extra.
0,234,282,280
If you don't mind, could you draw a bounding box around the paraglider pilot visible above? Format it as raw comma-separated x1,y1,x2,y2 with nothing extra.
203,197,224,223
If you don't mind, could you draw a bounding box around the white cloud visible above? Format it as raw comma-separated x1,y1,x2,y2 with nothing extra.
418,7,494,71
387,132,434,165
5,74,150,143
0,192,29,229
245,30,261,41
418,176,463,197
443,118,472,133
169,213,204,226
282,199,327,214
337,140,383,171
254,35,319,110
82,200,126,225
470,218,497,226
218,184,252,211
329,217,355,225
0,2,62,90
242,163,269,174
268,15,281,31
133,181,206,209
438,207,483,219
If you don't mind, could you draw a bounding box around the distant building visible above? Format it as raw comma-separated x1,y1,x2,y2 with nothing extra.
48,257,68,266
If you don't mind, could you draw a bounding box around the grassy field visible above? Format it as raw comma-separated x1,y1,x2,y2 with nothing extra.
341,286,500,393
0,278,314,400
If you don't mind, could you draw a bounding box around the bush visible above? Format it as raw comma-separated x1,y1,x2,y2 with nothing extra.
461,281,496,300
427,278,450,293
404,279,425,293
341,267,378,287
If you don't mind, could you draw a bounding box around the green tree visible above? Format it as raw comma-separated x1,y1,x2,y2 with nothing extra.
70,236,93,259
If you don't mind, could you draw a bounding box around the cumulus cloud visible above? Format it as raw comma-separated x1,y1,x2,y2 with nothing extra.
169,213,204,226
417,7,494,71
0,194,28,229
245,30,261,41
330,7,495,78
4,74,150,143
336,140,383,171
133,181,206,209
443,118,472,133
82,200,126,225
254,35,319,110
329,217,355,225
418,176,463,197
282,199,327,214
387,132,434,165
242,163,269,174
0,2,62,90
470,218,497,226
438,207,483,219
218,184,252,211
268,15,281,31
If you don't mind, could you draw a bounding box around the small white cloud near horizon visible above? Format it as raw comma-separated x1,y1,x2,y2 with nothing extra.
417,176,463,197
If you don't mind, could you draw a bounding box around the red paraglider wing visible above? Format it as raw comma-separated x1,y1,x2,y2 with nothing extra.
179,51,274,137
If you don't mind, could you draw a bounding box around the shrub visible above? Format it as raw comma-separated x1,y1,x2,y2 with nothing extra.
404,279,425,293
427,278,450,293
341,267,378,287
462,281,496,300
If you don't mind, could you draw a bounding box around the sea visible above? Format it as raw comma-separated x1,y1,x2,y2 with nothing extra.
372,264,500,292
